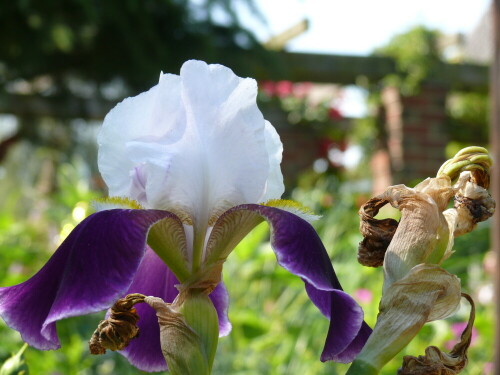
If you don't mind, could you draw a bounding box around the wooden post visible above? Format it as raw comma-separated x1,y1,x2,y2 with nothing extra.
492,1,500,373
263,19,309,51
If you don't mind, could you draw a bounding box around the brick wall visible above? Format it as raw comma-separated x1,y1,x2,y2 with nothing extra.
263,107,321,188
376,84,449,189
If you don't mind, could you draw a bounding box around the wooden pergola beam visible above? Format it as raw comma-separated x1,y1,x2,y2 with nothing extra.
0,91,115,120
243,51,489,90
256,52,396,85
0,52,490,119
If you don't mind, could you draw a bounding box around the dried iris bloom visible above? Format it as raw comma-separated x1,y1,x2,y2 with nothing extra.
347,147,495,375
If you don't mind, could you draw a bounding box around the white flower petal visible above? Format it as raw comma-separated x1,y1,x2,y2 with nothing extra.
98,73,182,199
98,60,284,226
260,120,284,202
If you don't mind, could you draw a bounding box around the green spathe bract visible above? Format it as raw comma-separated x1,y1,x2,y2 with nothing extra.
179,292,219,373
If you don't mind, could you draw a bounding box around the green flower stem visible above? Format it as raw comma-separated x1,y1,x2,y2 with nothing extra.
345,359,379,375
192,221,208,273
179,292,219,372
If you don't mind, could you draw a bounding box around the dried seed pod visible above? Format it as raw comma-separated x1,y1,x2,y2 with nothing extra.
89,293,145,354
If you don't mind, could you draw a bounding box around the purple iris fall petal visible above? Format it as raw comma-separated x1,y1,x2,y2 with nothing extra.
119,248,179,372
210,282,232,337
328,321,372,363
0,209,172,350
310,280,369,362
227,204,371,362
120,248,232,372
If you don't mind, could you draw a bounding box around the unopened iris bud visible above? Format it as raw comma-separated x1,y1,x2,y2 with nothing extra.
177,290,219,372
0,344,29,375
437,146,492,188
145,290,219,375
89,290,219,375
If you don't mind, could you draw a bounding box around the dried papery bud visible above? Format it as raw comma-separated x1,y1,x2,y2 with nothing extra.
358,196,399,267
398,293,475,375
450,172,496,236
377,182,454,291
89,293,145,355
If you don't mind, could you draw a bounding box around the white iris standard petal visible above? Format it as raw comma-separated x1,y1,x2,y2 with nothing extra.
169,60,281,224
260,120,285,202
98,59,284,240
98,73,183,201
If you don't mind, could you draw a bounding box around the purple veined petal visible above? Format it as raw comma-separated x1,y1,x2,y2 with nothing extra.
210,282,231,337
306,281,371,362
0,209,173,350
327,321,372,363
119,248,179,372
218,204,371,363
120,248,231,372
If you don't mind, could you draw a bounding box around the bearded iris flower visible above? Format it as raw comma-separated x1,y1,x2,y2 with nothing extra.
0,60,370,372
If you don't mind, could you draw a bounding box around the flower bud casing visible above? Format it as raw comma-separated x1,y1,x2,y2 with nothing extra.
0,344,29,375
178,292,219,372
145,292,219,375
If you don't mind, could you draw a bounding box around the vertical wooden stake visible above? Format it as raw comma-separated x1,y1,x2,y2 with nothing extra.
492,1,500,374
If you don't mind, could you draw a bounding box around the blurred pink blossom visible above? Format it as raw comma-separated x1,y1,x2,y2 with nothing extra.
445,321,478,350
354,288,373,304
328,107,343,121
293,82,313,98
274,80,294,98
483,251,496,276
260,81,275,97
484,362,493,374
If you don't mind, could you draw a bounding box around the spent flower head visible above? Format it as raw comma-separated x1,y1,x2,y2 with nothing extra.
347,147,495,375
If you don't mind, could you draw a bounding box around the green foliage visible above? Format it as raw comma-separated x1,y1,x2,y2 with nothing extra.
446,91,489,145
375,26,442,95
0,0,265,93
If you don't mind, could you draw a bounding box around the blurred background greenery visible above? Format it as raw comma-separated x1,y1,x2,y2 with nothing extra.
0,0,495,374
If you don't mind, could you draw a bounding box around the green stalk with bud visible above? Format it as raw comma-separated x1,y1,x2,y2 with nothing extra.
0,344,29,375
